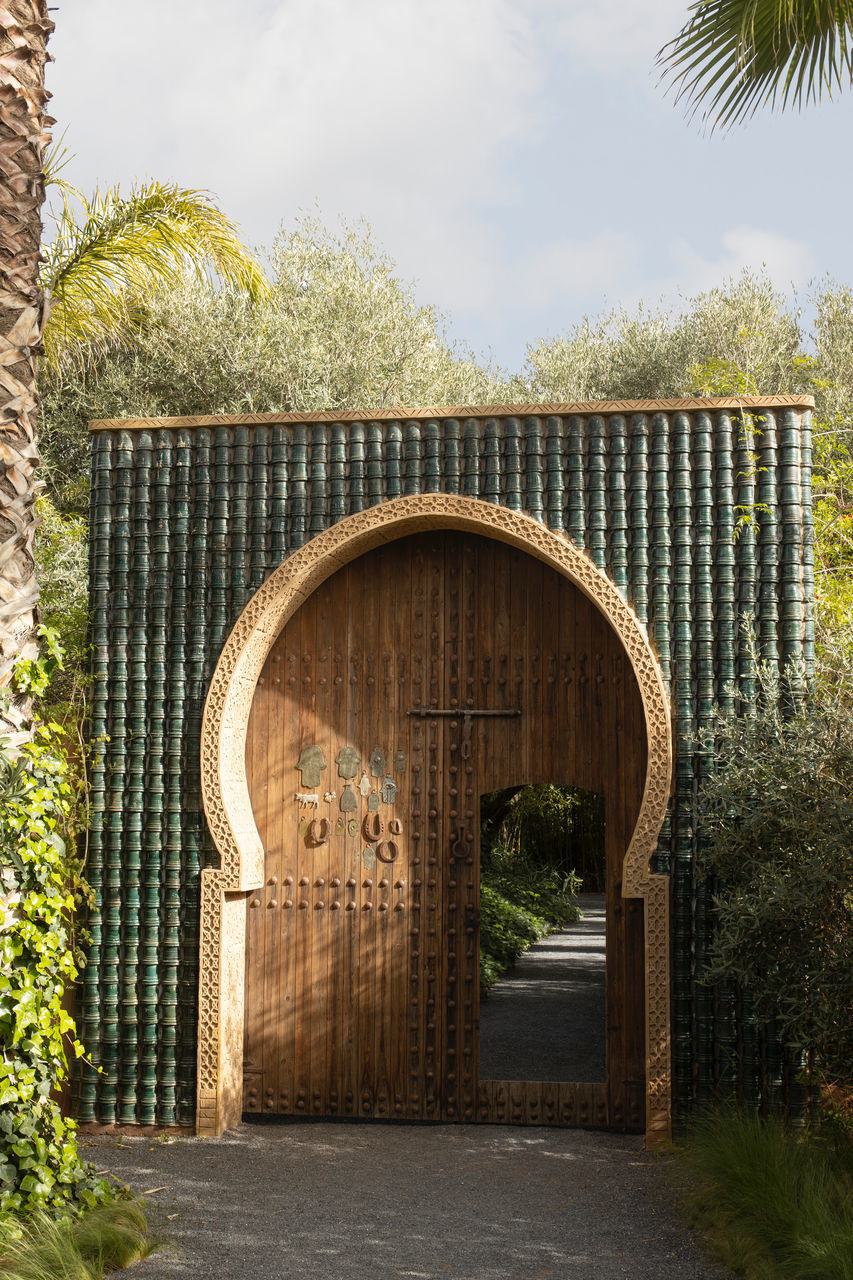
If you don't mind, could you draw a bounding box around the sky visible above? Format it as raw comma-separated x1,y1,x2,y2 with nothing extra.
47,0,853,374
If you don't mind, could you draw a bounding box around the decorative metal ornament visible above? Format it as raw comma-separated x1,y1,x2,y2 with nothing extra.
335,745,360,780
335,816,345,836
368,746,386,777
323,790,336,803
358,770,371,797
376,840,399,864
297,745,326,788
308,818,330,846
295,791,319,808
347,819,359,837
388,818,403,836
362,846,376,870
367,791,381,812
393,749,407,774
363,811,384,842
380,774,398,805
339,783,356,813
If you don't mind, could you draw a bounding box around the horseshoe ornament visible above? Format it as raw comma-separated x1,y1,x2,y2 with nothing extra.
362,811,385,843
376,839,399,864
308,818,330,846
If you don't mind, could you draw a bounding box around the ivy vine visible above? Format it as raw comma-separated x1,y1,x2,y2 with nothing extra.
0,648,111,1216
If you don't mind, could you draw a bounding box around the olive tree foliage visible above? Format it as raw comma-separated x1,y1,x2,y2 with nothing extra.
38,217,510,513
523,270,805,402
36,256,853,704
697,653,853,1083
806,283,853,668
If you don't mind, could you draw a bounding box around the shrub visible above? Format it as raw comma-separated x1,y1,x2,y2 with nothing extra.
479,881,543,972
484,861,581,932
696,655,853,1086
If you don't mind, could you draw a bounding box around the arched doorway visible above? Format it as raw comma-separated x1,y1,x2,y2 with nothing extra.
199,496,672,1142
244,531,646,1128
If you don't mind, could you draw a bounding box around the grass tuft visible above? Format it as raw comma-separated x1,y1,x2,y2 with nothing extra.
673,1110,853,1280
0,1200,157,1280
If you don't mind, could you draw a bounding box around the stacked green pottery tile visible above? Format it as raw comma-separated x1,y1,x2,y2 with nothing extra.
606,415,627,597
671,411,694,1124
627,414,649,625
82,403,814,1131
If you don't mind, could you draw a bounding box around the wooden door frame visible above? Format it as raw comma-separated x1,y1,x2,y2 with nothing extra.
198,495,674,1144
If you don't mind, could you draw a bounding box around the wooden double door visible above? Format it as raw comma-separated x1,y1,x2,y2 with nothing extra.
244,531,647,1128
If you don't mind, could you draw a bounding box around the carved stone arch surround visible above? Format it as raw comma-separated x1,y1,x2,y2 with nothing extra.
199,495,674,1143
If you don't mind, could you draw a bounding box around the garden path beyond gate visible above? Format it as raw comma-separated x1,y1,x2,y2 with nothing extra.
243,530,647,1128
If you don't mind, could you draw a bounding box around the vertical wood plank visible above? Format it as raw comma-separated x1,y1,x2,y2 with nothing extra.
311,574,334,1114
277,610,301,1113
261,634,283,1115
343,554,361,1115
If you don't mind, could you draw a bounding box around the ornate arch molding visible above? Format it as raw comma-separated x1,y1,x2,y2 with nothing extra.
198,495,674,1143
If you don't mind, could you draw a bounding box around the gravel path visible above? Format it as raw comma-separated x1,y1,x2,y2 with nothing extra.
480,894,606,1082
88,1122,724,1280
89,893,726,1279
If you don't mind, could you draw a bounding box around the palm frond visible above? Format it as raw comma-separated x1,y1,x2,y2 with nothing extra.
43,131,83,202
658,0,853,129
42,181,271,370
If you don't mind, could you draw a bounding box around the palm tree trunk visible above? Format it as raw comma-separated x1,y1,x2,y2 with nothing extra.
0,0,53,745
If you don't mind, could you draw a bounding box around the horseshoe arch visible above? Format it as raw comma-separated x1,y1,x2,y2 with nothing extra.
198,495,673,1143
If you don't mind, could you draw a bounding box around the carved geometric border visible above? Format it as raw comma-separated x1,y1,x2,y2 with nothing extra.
198,495,674,1143
90,391,814,430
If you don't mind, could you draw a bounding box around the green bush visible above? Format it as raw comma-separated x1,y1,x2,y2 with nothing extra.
696,652,853,1086
484,863,581,932
0,724,109,1216
479,881,543,971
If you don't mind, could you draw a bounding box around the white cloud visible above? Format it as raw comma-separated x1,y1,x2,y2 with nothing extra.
606,225,817,329
47,0,545,320
48,0,539,228
44,2,850,371
670,226,817,296
519,232,638,306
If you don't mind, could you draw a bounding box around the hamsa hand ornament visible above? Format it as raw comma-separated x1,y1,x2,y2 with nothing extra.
336,745,360,780
297,745,326,789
